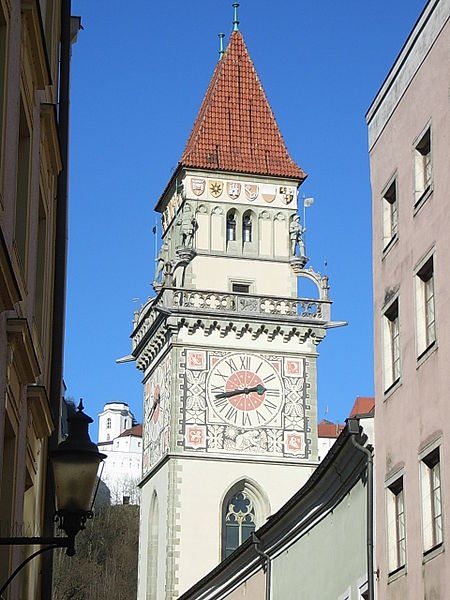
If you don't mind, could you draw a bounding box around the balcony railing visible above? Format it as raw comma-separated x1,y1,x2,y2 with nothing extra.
168,287,330,321
132,287,331,350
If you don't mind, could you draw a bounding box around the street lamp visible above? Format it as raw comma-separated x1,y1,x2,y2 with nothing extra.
0,400,106,595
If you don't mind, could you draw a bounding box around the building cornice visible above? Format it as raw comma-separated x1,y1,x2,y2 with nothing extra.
366,0,449,149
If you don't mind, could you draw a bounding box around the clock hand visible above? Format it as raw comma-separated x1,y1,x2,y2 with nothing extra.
215,385,266,400
148,393,160,419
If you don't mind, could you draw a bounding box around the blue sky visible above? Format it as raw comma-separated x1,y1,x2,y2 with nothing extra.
66,0,427,437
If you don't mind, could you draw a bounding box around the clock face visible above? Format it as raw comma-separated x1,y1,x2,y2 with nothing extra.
143,353,171,474
146,366,165,442
206,353,283,428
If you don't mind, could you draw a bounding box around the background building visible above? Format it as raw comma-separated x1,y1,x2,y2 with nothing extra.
132,18,345,599
98,402,142,505
367,0,449,597
0,1,79,598
317,419,344,461
317,397,374,461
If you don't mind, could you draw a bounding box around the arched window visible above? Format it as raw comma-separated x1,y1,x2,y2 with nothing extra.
106,417,111,429
224,489,256,557
221,479,269,559
226,212,237,242
242,214,252,242
147,492,159,599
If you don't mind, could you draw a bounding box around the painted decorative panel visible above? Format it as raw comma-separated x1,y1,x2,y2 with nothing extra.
142,353,171,475
181,349,310,459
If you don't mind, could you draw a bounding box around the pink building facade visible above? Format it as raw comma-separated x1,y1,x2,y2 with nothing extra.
367,1,450,598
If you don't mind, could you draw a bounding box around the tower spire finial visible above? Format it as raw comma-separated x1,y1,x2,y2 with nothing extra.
232,3,239,31
218,33,225,59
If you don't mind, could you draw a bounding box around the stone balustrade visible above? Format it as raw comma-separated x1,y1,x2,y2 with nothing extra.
168,288,331,321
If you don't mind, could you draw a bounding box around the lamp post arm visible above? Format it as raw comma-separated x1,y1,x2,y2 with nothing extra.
0,541,70,597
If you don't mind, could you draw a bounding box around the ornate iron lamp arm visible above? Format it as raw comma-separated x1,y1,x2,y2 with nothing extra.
0,539,71,597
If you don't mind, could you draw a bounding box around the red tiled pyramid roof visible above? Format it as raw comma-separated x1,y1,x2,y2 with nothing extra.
180,31,306,181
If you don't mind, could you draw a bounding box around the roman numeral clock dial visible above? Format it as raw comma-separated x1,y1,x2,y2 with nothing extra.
206,353,283,428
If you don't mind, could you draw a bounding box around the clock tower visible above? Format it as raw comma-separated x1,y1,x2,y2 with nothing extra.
132,19,343,600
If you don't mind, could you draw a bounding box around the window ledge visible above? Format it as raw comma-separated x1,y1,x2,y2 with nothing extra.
382,234,399,259
416,340,437,369
414,186,433,215
388,565,406,584
384,378,401,401
423,542,444,564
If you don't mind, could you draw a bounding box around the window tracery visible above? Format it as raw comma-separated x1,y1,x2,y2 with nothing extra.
224,490,256,557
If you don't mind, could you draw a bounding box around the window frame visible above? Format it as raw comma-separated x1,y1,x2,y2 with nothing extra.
382,294,401,395
414,250,437,363
385,471,407,576
229,278,254,294
381,172,399,254
413,122,433,211
220,479,269,561
419,440,443,556
222,485,256,559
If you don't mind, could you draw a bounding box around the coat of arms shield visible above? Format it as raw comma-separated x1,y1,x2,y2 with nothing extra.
280,186,294,204
227,181,241,200
208,180,224,198
244,184,259,201
191,178,205,196
261,184,276,203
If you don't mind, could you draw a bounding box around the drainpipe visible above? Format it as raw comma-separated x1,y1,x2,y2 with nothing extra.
41,1,73,597
252,533,271,600
348,419,374,600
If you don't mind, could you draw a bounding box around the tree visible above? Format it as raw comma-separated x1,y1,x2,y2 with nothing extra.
53,504,139,600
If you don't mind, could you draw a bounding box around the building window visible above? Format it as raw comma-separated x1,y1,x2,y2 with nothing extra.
223,489,256,558
387,477,406,574
14,99,32,272
382,297,400,392
123,496,130,505
106,434,110,441
106,417,111,429
414,126,432,206
232,282,250,294
242,214,252,242
226,212,237,242
34,195,47,341
382,176,398,251
124,419,128,428
415,256,435,358
421,447,442,553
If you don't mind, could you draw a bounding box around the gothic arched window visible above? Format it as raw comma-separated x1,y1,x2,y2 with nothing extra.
242,213,252,242
226,212,237,242
224,489,256,557
222,480,269,559
147,492,159,599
